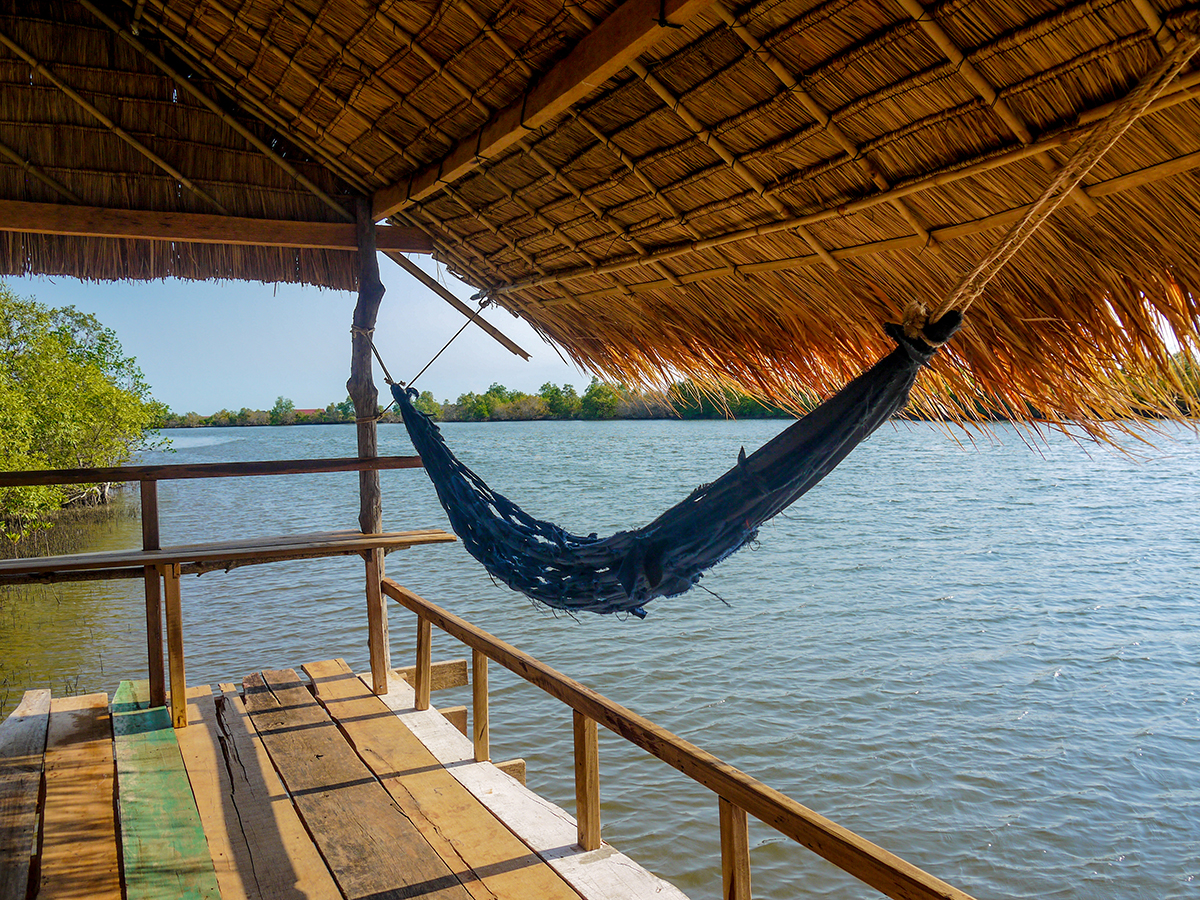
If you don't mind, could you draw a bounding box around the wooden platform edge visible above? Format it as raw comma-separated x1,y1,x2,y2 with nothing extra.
0,689,51,900
362,670,691,900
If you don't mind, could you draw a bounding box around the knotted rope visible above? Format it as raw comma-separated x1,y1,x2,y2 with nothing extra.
909,30,1200,345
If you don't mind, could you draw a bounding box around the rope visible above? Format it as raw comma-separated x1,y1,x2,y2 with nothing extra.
923,29,1200,333
406,300,489,387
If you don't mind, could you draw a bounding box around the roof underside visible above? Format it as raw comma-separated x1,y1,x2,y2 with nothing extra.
4,0,1200,431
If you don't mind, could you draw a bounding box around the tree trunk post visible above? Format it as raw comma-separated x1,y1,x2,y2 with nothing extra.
347,196,390,692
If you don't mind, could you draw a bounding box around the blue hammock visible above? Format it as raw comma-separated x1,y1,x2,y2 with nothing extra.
394,314,960,617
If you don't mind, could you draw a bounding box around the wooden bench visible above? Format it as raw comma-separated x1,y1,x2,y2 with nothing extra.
0,529,455,727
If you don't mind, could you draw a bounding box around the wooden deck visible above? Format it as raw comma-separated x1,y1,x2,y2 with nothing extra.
0,661,689,900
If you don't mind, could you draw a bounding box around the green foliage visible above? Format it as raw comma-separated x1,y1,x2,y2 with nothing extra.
581,378,620,419
413,391,441,417
269,396,296,425
0,282,165,539
539,382,581,418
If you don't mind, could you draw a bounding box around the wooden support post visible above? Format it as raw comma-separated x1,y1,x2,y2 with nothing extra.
720,797,752,900
365,548,388,694
348,195,390,693
573,710,600,851
472,649,489,762
140,479,165,708
415,616,432,711
161,563,187,728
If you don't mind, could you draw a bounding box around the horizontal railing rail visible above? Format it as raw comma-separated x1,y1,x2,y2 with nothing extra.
0,455,423,487
383,577,979,900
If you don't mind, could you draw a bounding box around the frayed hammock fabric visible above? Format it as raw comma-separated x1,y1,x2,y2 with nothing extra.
394,313,961,617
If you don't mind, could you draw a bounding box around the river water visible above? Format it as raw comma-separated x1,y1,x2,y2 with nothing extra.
2,420,1198,900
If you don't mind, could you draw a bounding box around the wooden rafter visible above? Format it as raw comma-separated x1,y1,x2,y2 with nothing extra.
372,0,716,220
0,200,433,252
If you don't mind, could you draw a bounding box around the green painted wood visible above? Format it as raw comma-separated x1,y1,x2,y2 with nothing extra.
111,681,219,900
0,689,50,900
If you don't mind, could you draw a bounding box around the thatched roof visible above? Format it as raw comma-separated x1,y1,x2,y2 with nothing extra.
3,0,1200,430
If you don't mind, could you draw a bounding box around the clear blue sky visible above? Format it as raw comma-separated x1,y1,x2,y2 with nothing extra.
5,255,590,414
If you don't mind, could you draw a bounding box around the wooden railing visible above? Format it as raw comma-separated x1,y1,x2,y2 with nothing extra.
384,578,980,900
0,457,429,719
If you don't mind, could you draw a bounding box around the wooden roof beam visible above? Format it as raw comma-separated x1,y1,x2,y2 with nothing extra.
372,0,715,220
0,200,433,252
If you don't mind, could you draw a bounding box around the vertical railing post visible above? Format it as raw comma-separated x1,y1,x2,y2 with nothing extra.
471,649,489,762
719,798,752,900
140,479,165,708
162,562,188,728
573,710,601,850
365,547,388,693
414,615,432,711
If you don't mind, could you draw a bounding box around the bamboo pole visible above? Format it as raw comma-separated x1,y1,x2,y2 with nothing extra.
498,81,1200,299
547,142,1200,304
0,139,81,203
0,26,228,215
714,0,936,249
79,0,354,223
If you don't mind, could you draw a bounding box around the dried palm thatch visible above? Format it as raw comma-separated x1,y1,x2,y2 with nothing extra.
3,0,1200,435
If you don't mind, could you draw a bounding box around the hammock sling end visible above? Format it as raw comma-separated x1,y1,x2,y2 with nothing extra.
395,312,961,618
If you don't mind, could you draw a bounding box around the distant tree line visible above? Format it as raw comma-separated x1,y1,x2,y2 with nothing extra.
161,379,797,427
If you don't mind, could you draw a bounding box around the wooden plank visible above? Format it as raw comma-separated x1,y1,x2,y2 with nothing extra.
111,680,220,900
366,671,690,900
719,798,752,900
0,455,424,488
39,694,120,900
242,668,471,900
304,659,578,900
0,689,50,900
162,565,187,728
442,705,468,737
222,683,341,898
573,712,601,851
494,759,526,786
0,198,433,251
383,579,978,900
373,0,714,217
177,685,341,900
396,658,469,692
0,529,455,578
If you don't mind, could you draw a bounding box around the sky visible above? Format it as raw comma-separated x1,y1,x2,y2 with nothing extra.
5,255,591,414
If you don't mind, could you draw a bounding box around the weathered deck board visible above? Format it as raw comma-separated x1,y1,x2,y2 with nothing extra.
176,683,342,900
366,671,690,900
242,668,472,900
0,689,50,900
304,658,580,900
39,693,121,900
111,681,220,900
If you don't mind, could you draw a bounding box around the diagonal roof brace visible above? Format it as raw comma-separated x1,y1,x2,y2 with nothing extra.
372,0,715,221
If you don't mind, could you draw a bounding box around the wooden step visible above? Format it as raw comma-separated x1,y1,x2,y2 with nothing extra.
304,658,580,900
